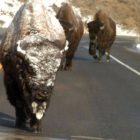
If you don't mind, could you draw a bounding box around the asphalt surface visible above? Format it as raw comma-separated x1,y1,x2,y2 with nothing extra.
0,34,140,140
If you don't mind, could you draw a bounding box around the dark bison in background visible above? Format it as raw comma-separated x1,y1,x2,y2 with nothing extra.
56,3,84,70
0,0,67,132
87,10,116,62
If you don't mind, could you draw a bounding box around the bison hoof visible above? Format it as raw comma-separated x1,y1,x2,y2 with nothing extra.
58,65,64,71
64,66,72,71
31,127,42,133
15,122,29,130
98,59,102,63
93,55,98,60
106,59,110,62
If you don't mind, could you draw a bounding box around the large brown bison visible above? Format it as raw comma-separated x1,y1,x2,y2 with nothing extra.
87,10,116,62
56,3,84,70
0,0,67,132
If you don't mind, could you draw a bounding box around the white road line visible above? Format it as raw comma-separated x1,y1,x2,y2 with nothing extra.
71,135,117,140
83,46,140,76
110,55,140,76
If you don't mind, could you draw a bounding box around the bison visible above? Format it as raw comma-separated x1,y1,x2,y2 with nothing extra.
87,10,116,62
56,3,84,70
0,0,67,132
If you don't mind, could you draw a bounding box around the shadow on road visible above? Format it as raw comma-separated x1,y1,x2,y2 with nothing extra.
74,56,92,61
0,112,15,128
0,113,33,132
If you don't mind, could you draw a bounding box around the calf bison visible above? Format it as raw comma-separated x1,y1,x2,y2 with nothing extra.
56,3,84,70
0,0,67,132
87,10,116,62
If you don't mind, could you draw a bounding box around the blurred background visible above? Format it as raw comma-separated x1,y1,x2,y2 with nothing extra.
0,0,140,34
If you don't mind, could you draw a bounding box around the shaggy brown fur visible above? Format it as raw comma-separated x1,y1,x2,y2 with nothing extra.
87,10,116,62
56,3,84,70
0,0,66,132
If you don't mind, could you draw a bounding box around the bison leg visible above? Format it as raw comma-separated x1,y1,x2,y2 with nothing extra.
4,74,28,129
30,114,42,133
15,105,29,129
106,48,111,62
98,48,103,62
98,47,106,62
4,74,17,106
59,54,66,71
89,41,98,59
64,56,73,70
64,41,80,70
64,49,74,71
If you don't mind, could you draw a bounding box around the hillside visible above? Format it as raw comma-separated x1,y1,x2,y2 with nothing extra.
0,0,140,34
71,0,140,33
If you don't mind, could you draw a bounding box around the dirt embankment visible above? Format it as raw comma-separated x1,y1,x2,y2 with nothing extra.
71,0,140,33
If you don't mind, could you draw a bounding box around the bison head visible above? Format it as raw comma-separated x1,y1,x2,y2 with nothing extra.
15,36,66,121
87,19,105,59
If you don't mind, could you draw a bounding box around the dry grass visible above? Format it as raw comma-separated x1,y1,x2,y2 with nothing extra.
71,0,140,33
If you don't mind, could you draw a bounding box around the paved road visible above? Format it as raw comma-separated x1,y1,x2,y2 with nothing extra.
0,35,140,140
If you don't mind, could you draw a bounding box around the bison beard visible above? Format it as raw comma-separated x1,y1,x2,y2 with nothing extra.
0,0,66,132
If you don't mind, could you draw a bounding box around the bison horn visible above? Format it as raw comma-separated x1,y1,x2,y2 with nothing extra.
100,25,105,30
17,40,26,55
